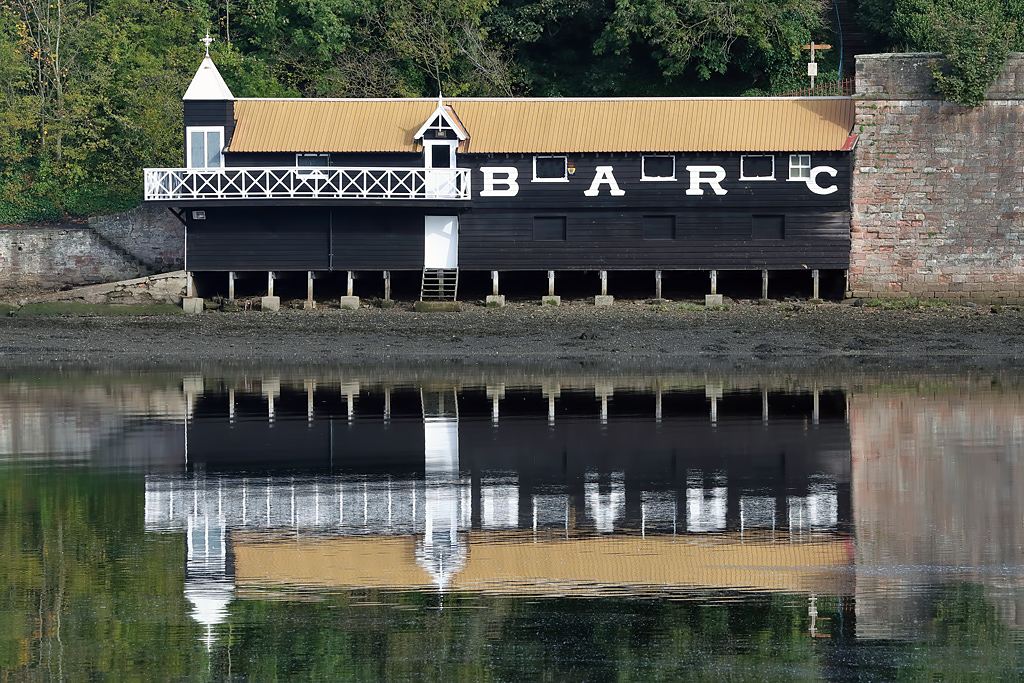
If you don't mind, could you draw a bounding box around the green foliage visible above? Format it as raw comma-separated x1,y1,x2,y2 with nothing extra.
597,0,827,89
858,0,1024,107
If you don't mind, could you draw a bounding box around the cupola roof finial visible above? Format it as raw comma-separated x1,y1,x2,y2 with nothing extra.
201,28,214,57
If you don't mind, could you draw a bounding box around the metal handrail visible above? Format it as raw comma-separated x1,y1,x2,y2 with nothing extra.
144,166,471,201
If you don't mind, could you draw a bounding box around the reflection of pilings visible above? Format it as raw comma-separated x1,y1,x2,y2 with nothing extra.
595,382,613,426
706,383,723,425
542,383,560,426
189,374,844,427
262,378,280,423
486,385,504,426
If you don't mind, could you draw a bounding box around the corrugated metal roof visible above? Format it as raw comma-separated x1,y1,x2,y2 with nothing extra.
229,97,855,154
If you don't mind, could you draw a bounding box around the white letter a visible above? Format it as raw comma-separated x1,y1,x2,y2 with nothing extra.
584,166,625,197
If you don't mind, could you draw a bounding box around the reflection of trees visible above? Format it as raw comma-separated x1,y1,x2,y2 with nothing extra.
6,470,1024,679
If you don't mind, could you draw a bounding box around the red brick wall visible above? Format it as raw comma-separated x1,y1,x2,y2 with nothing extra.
851,53,1024,302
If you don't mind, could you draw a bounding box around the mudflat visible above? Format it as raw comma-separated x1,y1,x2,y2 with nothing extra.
1,299,1023,371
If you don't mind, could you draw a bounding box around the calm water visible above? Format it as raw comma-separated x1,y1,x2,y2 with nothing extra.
2,367,1023,681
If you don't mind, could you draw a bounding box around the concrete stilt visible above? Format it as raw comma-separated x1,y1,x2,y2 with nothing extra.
228,271,236,301
812,269,821,301
655,270,663,301
761,269,769,301
304,271,316,309
595,270,613,307
486,270,505,307
705,269,723,307
543,270,560,306
182,271,204,312
261,271,279,311
383,271,391,301
340,270,359,309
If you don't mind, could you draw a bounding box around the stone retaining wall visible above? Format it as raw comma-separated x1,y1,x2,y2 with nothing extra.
89,205,184,271
0,227,144,296
851,53,1024,302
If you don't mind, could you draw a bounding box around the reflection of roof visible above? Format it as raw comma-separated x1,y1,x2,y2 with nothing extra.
232,530,854,597
229,99,856,154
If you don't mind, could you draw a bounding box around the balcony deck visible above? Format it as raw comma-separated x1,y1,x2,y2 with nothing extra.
144,166,471,202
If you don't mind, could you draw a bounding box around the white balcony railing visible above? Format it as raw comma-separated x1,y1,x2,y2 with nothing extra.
143,166,471,201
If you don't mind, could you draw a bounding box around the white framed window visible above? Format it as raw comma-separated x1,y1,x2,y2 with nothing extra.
533,155,568,182
641,154,675,181
424,140,457,169
296,153,329,167
187,126,224,169
789,154,812,180
740,155,775,180
296,154,329,176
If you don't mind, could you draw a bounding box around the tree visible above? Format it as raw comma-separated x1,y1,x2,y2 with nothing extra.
597,0,828,84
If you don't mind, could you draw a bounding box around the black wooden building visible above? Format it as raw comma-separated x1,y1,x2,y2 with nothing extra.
146,55,857,303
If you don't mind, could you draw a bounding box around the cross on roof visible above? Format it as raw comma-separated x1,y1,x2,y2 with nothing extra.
201,29,214,57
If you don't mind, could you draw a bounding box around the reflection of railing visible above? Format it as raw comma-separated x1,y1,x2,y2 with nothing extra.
143,166,471,201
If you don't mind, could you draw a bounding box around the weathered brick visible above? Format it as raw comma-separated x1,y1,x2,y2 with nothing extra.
851,53,1024,303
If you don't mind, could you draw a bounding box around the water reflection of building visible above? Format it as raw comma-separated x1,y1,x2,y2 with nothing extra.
145,379,853,646
850,388,1024,639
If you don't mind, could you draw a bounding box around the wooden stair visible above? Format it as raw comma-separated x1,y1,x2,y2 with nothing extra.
420,268,459,301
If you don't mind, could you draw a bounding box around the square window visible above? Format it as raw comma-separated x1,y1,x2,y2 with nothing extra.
752,215,785,239
643,215,675,240
533,156,568,182
789,154,811,179
297,154,330,167
186,126,224,168
740,155,775,180
642,155,675,181
534,216,566,240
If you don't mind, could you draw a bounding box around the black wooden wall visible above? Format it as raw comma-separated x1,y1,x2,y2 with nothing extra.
459,151,851,271
183,101,235,166
184,150,851,272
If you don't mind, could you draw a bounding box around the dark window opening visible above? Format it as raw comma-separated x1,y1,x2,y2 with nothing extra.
534,216,567,241
752,215,785,239
534,156,567,180
297,154,329,167
643,215,675,240
741,155,774,179
642,155,675,179
430,145,452,168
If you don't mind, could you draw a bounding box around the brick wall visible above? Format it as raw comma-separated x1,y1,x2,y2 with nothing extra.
851,53,1024,302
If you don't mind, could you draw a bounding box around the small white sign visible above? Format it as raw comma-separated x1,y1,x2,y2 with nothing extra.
807,62,818,76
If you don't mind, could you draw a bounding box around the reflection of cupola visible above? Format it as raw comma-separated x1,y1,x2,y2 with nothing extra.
184,511,234,650
416,388,469,589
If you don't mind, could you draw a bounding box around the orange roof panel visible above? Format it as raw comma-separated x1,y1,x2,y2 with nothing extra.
229,97,856,154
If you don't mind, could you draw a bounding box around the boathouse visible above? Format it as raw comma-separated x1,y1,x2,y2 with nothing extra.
145,53,857,305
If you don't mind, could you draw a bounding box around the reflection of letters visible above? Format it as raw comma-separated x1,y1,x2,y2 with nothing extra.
806,166,838,195
685,165,728,196
584,166,625,197
479,167,520,197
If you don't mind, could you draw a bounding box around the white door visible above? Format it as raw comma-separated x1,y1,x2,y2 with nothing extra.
424,215,458,268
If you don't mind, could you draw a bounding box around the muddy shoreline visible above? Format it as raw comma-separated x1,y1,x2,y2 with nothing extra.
1,299,1023,373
